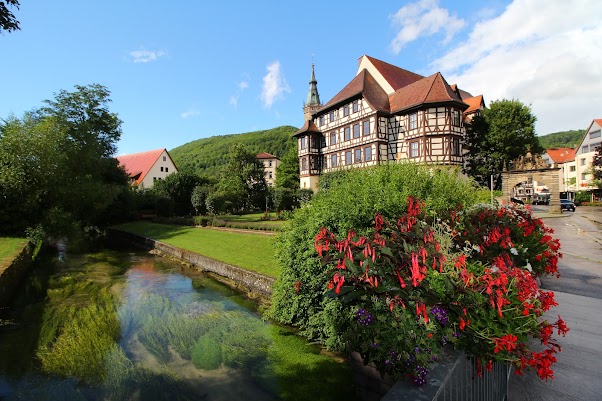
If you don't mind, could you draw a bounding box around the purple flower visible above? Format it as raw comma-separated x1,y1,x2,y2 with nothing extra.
431,305,449,326
356,308,374,326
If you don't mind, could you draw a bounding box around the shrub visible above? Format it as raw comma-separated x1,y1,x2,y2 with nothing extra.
267,163,491,347
573,191,591,205
191,335,222,370
314,199,567,383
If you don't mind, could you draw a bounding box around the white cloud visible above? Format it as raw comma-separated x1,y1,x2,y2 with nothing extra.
431,0,602,135
239,80,249,90
389,0,465,54
229,95,239,108
261,61,290,108
180,110,200,119
129,49,167,63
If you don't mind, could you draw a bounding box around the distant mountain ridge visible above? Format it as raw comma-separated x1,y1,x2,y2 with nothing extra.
538,129,585,149
170,125,298,179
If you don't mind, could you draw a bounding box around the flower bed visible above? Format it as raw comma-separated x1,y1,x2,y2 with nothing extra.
314,198,568,384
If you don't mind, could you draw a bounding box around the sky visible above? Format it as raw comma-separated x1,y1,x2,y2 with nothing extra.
1,0,601,156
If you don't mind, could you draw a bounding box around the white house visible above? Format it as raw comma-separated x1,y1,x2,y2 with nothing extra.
117,148,178,189
256,152,280,187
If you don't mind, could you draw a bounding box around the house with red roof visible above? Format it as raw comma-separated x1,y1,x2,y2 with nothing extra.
293,55,485,191
256,152,280,186
116,148,178,188
572,119,602,191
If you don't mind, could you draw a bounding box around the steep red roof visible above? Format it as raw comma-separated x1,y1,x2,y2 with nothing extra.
256,152,278,159
117,148,165,186
389,73,467,113
320,69,390,113
595,119,602,127
293,119,322,137
546,148,576,164
463,95,485,114
364,55,424,91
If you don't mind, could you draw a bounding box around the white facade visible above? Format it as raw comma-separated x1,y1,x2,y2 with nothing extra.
139,150,178,189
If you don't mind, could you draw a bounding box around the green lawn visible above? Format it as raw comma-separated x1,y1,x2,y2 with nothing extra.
218,213,286,230
0,237,28,269
114,222,280,278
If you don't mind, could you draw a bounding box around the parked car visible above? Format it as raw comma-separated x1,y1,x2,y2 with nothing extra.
560,199,576,212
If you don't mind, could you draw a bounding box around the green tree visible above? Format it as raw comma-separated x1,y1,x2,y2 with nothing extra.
216,144,267,212
191,185,211,215
0,0,20,34
0,85,129,236
464,99,542,188
274,147,300,190
152,172,208,216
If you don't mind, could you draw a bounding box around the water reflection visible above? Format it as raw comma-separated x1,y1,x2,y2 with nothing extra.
0,251,355,401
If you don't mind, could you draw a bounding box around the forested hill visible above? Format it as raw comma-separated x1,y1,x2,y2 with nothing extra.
538,129,585,149
170,125,298,179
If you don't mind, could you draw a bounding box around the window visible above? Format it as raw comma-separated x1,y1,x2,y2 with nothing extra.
591,143,601,151
353,124,360,139
569,165,576,172
590,130,601,139
319,116,325,126
409,113,417,129
160,167,164,172
269,172,273,179
269,161,272,167
329,111,335,122
452,110,461,127
582,145,589,153
153,177,157,181
331,154,337,167
365,146,372,161
363,120,370,136
451,138,461,156
302,158,308,170
345,151,352,165
163,156,166,161
354,149,362,163
581,173,587,180
344,127,351,141
328,132,336,146
410,141,419,158
300,137,307,149
581,158,587,166
343,105,349,117
352,100,359,113
165,167,168,172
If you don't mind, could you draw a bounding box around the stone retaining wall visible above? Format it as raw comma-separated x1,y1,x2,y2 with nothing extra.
0,243,31,307
108,229,275,300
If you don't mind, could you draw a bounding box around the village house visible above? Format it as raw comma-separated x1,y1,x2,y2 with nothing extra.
256,152,280,187
117,148,178,189
293,55,484,191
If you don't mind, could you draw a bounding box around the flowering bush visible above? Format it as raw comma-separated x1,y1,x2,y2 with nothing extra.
315,198,568,384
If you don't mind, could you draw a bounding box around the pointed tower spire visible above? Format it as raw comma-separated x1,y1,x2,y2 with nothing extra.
303,63,322,121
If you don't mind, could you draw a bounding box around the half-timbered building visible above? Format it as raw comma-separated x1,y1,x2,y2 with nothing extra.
294,55,484,191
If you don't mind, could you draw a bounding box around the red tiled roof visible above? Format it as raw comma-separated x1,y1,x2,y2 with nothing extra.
117,148,165,186
463,95,485,114
256,152,278,159
293,119,322,137
364,55,424,91
594,119,602,127
546,148,576,163
389,73,467,113
320,69,390,113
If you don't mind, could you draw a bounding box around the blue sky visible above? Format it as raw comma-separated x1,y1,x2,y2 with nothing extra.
1,0,601,155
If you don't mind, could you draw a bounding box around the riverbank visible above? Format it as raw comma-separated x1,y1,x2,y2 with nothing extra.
0,238,30,307
113,222,279,278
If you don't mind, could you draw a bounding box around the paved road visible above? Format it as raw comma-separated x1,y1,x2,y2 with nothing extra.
508,207,602,401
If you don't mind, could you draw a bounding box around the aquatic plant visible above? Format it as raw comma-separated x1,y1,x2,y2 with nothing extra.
191,335,222,370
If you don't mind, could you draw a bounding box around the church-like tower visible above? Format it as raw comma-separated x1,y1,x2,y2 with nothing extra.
303,63,321,121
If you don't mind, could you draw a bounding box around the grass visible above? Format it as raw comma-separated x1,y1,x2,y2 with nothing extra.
113,221,280,278
216,213,286,230
0,236,28,269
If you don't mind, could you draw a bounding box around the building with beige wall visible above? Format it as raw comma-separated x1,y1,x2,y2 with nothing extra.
256,152,280,187
294,55,484,191
117,148,178,189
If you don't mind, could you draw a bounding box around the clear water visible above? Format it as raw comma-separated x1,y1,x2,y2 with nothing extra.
0,250,355,401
